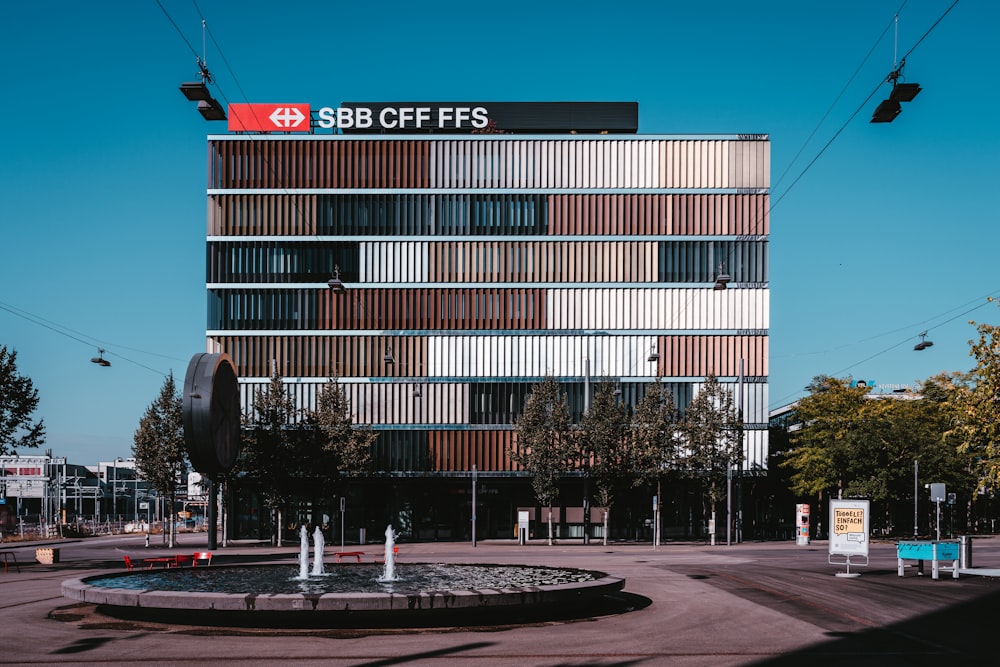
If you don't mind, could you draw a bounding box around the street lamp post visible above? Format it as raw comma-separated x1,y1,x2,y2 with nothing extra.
111,463,116,525
726,358,744,547
110,457,123,529
471,464,477,548
583,358,591,546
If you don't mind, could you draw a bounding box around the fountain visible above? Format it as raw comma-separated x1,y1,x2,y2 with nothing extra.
378,524,398,582
297,526,309,580
311,526,325,576
62,525,626,627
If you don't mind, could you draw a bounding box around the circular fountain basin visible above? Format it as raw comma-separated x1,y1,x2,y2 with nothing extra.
62,563,625,626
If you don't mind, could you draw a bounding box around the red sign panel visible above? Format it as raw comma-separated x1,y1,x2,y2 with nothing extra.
228,103,311,132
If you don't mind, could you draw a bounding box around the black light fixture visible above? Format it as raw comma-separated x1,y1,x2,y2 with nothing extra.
90,348,111,367
647,346,659,363
383,346,395,365
197,98,227,121
871,99,902,123
914,331,934,351
179,81,212,101
890,82,922,102
613,383,622,398
713,263,731,291
413,384,422,399
327,265,346,293
871,58,921,123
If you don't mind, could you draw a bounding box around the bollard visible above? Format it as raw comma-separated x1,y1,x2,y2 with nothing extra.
959,535,973,569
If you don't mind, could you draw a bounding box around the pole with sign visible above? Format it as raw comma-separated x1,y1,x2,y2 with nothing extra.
829,499,870,577
340,496,345,552
652,495,658,549
471,465,477,548
929,483,946,541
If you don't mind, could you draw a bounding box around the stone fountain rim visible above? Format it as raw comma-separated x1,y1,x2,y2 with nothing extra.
61,562,626,614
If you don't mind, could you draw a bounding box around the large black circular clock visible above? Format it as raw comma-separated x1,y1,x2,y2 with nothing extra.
182,353,240,474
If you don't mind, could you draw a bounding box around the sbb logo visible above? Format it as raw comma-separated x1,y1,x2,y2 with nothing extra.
228,104,311,133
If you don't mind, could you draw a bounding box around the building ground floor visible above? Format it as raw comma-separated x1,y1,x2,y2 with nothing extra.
224,472,797,545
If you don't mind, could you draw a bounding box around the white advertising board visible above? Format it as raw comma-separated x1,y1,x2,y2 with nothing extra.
829,499,870,557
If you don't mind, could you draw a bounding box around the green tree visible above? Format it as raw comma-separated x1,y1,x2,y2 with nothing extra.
678,374,742,537
578,381,629,544
959,301,1000,493
510,375,574,545
238,368,300,545
784,374,974,535
239,371,376,543
309,378,376,475
783,376,868,500
298,378,378,516
132,372,185,546
924,371,984,530
0,345,45,455
847,383,971,532
629,378,680,544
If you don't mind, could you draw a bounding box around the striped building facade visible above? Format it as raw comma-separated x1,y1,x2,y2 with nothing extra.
205,110,769,540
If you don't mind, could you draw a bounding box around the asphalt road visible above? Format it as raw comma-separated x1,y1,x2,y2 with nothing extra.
1,532,998,665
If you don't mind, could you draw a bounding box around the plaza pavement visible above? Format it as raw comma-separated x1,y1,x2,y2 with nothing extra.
1,531,999,665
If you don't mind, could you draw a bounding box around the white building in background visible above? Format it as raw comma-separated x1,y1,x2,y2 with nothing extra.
0,453,90,530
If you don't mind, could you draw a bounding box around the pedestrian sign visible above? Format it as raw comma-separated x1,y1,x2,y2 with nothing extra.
829,499,870,577
830,500,870,556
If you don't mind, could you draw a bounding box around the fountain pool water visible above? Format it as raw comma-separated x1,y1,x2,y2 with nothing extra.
62,525,625,627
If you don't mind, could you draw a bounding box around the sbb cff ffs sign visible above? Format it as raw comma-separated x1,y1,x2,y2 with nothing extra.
227,103,491,133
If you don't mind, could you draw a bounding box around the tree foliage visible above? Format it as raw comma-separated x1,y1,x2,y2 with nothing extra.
783,373,975,533
510,376,574,542
578,381,629,510
782,376,868,497
238,369,301,510
0,345,45,455
238,371,378,541
628,378,681,487
678,374,742,515
132,372,185,499
302,378,377,490
958,301,1000,493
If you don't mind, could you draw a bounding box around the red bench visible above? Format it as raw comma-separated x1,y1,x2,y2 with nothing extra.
332,551,364,563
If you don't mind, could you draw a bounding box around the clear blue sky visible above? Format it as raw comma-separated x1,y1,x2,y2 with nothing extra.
1,1,996,465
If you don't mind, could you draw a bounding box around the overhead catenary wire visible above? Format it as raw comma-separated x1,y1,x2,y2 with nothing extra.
763,1,966,410
768,291,997,408
772,2,907,193
665,3,919,333
153,0,200,63
772,1,959,214
0,300,176,377
161,0,333,258
655,1,967,408
191,0,251,105
781,290,996,359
